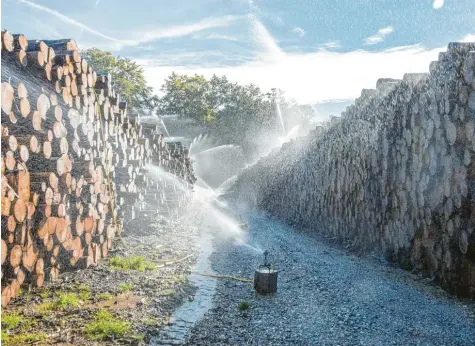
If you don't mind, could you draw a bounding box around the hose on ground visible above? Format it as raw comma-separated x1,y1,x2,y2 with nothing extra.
191,272,253,283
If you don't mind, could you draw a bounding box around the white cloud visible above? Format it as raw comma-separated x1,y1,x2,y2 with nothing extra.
363,26,394,45
433,0,444,9
291,27,306,37
323,40,341,49
138,44,442,104
17,0,240,50
461,34,475,42
137,20,446,105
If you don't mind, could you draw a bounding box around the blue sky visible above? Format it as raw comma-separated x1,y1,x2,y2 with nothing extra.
2,0,474,104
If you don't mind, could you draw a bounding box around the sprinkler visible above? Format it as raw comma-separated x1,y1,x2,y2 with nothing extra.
254,250,278,294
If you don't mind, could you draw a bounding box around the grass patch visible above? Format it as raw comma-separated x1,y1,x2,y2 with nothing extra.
2,331,47,346
39,289,50,299
118,283,134,293
85,310,131,340
78,284,91,301
1,314,22,330
36,301,55,314
238,301,249,311
97,292,113,301
54,292,80,309
79,290,91,301
109,255,156,272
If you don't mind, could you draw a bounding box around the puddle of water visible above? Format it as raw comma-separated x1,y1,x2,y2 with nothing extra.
150,231,216,345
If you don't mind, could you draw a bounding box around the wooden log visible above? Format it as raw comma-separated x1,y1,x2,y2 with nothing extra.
2,31,15,52
1,82,14,115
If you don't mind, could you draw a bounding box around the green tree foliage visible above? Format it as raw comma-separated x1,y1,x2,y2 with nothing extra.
158,73,314,151
81,48,158,113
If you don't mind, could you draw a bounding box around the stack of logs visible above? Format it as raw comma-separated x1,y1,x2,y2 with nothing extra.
233,42,475,297
1,31,196,307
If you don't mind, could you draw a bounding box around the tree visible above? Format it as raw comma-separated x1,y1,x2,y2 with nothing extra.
81,48,158,113
158,73,211,122
157,72,316,153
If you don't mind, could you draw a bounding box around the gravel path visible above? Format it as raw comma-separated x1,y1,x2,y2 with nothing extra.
184,211,475,346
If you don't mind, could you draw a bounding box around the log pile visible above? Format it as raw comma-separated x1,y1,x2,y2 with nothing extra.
1,31,196,307
233,42,475,297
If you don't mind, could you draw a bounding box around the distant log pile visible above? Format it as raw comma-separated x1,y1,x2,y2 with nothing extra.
1,31,196,307
234,42,475,297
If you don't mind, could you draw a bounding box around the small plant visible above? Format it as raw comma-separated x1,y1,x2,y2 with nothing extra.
2,331,47,346
54,292,80,308
79,290,91,301
78,284,92,301
2,314,22,329
97,292,113,301
36,301,55,314
118,283,134,293
39,289,50,299
109,255,156,272
238,301,249,311
78,283,90,292
85,310,131,340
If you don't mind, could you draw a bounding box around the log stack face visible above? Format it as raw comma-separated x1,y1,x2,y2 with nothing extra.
233,42,475,298
1,31,196,307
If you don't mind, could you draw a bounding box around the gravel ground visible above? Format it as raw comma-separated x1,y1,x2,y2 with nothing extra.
184,211,475,346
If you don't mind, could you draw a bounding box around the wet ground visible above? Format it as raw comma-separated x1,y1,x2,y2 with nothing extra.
2,195,203,346
4,196,475,345
151,230,216,345
183,211,475,346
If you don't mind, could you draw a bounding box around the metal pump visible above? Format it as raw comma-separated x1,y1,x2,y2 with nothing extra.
254,250,278,294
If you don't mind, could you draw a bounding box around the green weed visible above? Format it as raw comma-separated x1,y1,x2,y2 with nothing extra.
54,292,80,309
238,301,249,311
109,255,156,272
97,292,113,301
118,283,134,293
85,310,131,340
1,314,21,330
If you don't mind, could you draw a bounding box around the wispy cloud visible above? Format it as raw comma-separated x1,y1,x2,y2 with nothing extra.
433,0,444,9
16,0,240,50
363,26,394,45
17,0,122,42
192,33,240,41
323,40,341,49
291,27,306,37
138,16,241,43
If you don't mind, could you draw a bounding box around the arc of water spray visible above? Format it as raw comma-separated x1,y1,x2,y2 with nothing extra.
275,89,286,135
191,144,241,159
160,117,170,137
